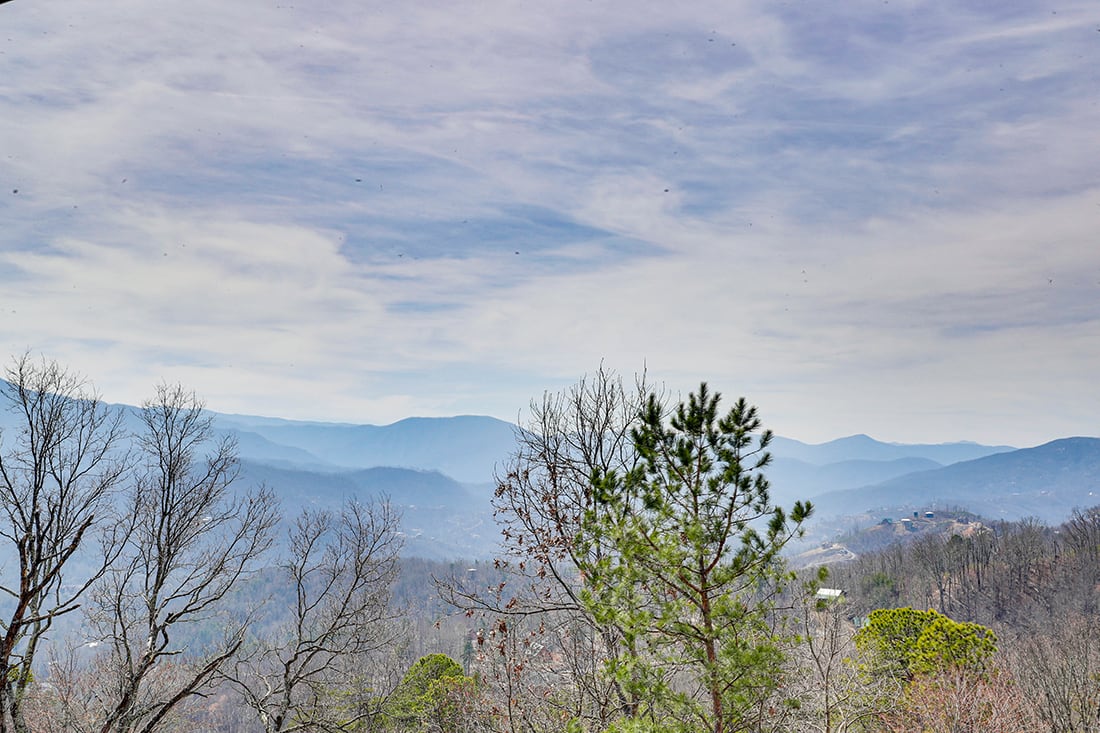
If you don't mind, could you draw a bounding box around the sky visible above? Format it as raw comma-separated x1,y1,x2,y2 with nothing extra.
1,0,1099,447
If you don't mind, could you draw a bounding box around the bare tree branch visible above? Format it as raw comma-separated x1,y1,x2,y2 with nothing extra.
79,383,278,733
438,365,656,730
225,497,404,733
0,354,131,733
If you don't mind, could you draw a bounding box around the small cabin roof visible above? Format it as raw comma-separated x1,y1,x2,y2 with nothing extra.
814,588,844,600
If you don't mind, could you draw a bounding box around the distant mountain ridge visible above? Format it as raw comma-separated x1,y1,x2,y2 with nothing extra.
770,433,1015,466
214,413,518,484
767,456,943,508
764,435,1015,510
811,437,1100,523
234,460,492,559
6,376,1098,557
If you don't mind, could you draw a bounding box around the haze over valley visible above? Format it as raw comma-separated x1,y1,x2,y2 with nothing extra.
169,405,1100,558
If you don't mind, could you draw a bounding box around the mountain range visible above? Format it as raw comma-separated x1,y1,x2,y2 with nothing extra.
212,415,1100,553
807,436,1100,523
1,383,1098,558
215,413,517,484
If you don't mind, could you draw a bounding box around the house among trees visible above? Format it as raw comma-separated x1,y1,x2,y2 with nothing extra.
815,588,845,602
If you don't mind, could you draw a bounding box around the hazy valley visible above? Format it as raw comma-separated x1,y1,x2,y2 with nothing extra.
205,410,1099,561
3,369,1099,733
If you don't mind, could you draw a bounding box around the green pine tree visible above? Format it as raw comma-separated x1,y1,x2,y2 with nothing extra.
578,384,812,733
854,607,997,681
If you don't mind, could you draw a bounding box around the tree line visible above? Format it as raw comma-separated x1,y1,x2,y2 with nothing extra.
442,366,1100,732
3,356,1098,732
0,355,410,733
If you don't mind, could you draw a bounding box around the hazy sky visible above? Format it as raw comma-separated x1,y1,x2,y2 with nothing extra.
2,0,1098,446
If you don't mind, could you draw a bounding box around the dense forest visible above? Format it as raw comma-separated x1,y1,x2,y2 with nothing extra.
1,357,1097,733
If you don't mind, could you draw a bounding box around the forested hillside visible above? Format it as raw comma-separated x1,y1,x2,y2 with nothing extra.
2,358,1098,733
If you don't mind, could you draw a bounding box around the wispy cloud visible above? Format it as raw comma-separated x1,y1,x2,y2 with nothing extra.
2,0,1098,445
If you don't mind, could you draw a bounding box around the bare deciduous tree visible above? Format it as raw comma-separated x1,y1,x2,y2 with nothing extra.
1006,613,1100,733
0,355,130,733
777,580,900,733
876,665,1043,733
439,365,654,730
226,498,404,733
83,383,278,733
